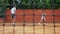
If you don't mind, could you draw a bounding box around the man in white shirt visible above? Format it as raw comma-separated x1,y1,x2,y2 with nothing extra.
10,5,16,24
11,5,16,19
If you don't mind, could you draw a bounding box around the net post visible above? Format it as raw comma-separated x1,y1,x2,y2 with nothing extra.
23,9,25,34
32,9,35,34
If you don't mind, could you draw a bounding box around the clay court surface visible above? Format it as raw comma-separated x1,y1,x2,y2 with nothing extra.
0,23,60,34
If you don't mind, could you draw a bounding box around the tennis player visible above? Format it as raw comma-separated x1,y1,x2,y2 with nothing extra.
39,13,46,24
10,5,16,24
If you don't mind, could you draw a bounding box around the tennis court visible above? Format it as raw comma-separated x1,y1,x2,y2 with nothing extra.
0,9,59,34
0,0,60,34
0,23,60,34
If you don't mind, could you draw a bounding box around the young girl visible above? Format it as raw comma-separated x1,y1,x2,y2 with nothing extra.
39,13,46,24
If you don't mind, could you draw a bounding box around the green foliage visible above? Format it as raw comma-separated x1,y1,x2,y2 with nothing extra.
55,0,60,8
14,0,60,9
0,0,7,18
1,0,60,9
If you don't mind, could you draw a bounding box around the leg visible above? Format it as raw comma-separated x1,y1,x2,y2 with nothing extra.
39,19,43,24
43,18,46,24
12,14,16,25
13,17,16,23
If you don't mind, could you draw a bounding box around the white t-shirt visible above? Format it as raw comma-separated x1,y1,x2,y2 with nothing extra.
11,7,16,14
41,14,45,19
